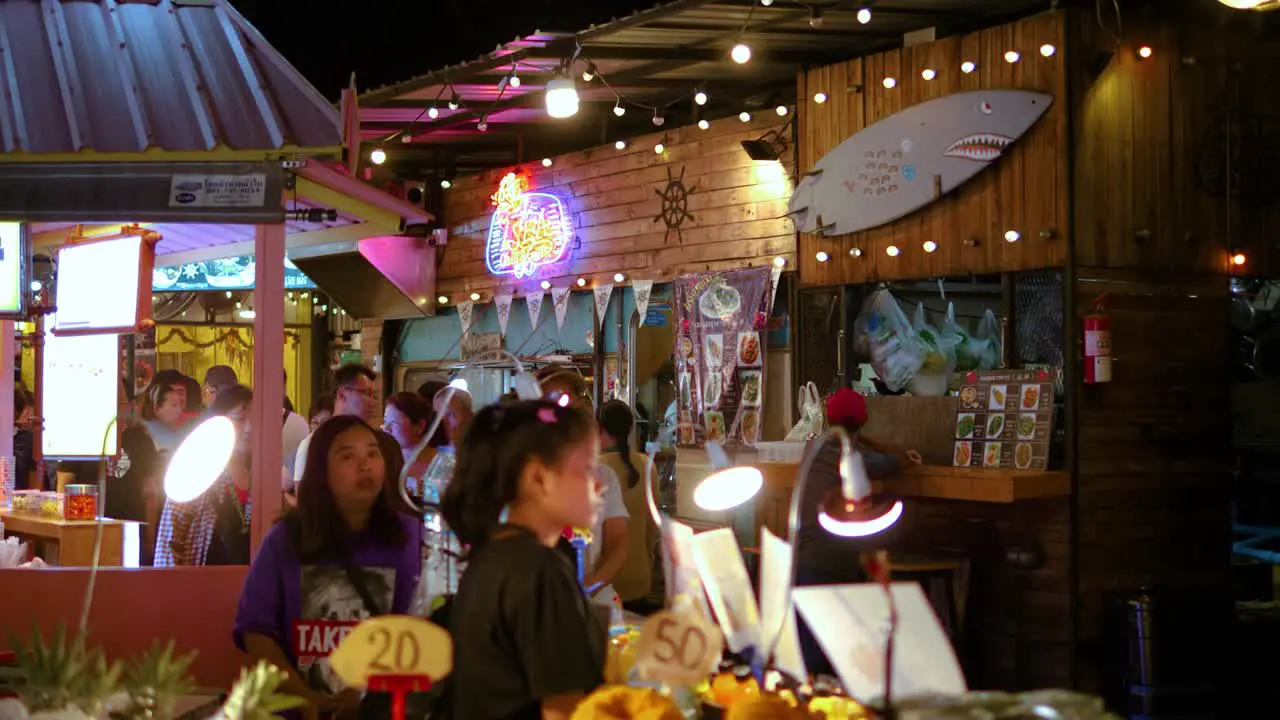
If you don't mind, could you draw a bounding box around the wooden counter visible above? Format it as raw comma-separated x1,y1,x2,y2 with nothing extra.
0,510,131,566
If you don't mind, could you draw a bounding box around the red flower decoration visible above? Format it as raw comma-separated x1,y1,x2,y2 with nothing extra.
754,311,767,330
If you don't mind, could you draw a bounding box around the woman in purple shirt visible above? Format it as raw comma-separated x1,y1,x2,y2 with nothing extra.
233,415,422,719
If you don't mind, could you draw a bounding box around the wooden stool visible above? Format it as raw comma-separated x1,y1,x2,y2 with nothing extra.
891,554,970,651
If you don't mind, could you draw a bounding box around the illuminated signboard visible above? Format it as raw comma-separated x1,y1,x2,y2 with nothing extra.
152,255,317,292
0,222,29,319
485,172,572,278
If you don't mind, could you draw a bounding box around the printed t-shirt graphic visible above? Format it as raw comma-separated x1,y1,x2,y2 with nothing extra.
294,565,395,694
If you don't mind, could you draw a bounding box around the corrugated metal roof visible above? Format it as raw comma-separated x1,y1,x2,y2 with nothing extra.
0,0,341,158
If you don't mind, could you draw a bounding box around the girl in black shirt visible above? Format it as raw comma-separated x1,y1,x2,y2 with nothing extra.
440,400,605,720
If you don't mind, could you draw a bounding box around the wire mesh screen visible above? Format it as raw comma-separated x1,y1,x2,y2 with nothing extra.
1015,269,1064,369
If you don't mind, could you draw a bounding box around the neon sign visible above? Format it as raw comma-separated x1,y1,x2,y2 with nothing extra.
485,172,573,278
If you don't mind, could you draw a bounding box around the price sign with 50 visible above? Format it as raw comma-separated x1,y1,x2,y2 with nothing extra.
634,609,724,686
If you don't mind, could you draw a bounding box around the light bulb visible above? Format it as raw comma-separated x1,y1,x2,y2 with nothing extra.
477,117,489,132
655,142,665,154
545,76,580,118
882,77,897,89
961,61,977,73
400,133,412,144
613,273,625,282
225,291,232,298
923,240,938,253
1138,45,1153,59
814,92,828,104
762,0,773,5
815,251,830,262
29,280,41,292
698,119,710,130
1040,44,1056,57
540,280,552,290
582,68,595,82
615,140,627,150
652,112,665,127
773,257,786,268
731,43,752,64
776,105,789,116
695,91,708,105
447,95,459,110
613,102,625,117
1004,230,1021,243
440,179,452,189
469,292,481,301
370,148,386,165
1232,252,1248,266
437,295,449,304
850,248,862,257
739,111,751,122
509,74,522,88
921,68,937,80
1004,50,1020,63
428,107,439,119
542,158,553,167
576,277,587,287
886,245,900,257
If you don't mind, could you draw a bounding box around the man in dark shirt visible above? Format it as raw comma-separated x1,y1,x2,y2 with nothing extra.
794,387,921,675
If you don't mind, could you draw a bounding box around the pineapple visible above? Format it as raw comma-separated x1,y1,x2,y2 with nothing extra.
217,662,305,720
115,641,197,720
11,624,121,719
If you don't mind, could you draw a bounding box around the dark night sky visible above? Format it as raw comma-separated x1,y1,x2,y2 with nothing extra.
231,0,663,100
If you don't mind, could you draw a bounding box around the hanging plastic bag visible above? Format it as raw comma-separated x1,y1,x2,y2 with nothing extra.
785,382,825,441
854,289,926,392
948,304,987,372
909,303,956,395
976,309,1002,370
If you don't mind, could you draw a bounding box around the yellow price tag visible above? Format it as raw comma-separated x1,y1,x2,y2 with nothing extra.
329,615,452,689
634,609,723,687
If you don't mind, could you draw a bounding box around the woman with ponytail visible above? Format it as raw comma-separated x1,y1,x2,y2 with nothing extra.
441,399,606,720
596,400,657,614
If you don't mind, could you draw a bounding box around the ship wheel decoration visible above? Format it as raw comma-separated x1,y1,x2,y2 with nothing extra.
655,165,696,244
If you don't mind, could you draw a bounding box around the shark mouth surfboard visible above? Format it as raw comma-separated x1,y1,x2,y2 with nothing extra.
788,89,1053,236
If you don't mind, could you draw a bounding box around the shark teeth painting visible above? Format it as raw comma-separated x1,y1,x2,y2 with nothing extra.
787,90,1053,236
943,133,1014,162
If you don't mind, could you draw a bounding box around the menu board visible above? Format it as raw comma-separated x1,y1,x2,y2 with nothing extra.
952,368,1057,470
672,267,772,448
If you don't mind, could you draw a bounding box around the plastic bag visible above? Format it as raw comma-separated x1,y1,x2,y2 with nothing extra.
949,304,988,372
911,303,958,376
855,289,926,392
976,309,1002,369
785,382,826,441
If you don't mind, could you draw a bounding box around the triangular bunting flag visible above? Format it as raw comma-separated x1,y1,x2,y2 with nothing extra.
593,283,614,331
551,285,571,331
457,300,475,335
633,279,654,325
494,293,513,337
526,291,545,329
769,265,783,314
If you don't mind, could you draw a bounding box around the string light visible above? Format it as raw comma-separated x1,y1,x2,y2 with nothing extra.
1232,252,1248,266
1138,45,1153,59
440,179,452,189
857,7,872,23
654,142,665,154
921,68,937,80
508,73,522,88
961,61,977,73
428,107,439,119
886,245,900,257
1004,230,1021,243
815,251,830,262
814,92,828,104
652,110,665,127
615,140,627,150
739,111,751,122
849,248,863,257
448,91,460,110
695,90,708,105
576,277,587,287
882,77,897,89
476,116,489,132
923,241,938,253
370,147,386,165
1040,44,1057,57
541,280,552,290
613,101,626,117
698,119,711,130
541,158,553,167
762,0,773,5
470,292,481,301
731,43,752,64
545,76,580,118
776,105,789,116
1004,50,1020,63
773,257,786,267
437,295,449,304
613,273,625,282
582,63,597,82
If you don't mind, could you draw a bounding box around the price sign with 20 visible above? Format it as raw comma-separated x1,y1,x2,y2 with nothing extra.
635,610,724,686
330,616,453,689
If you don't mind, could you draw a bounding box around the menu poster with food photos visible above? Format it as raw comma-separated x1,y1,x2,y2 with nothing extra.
952,368,1057,470
672,267,772,449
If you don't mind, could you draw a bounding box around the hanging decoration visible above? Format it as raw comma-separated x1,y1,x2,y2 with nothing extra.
769,265,783,314
655,165,696,244
485,172,573,278
593,283,614,331
457,300,475,335
494,292,514,336
526,290,545,329
633,279,655,324
551,285,571,331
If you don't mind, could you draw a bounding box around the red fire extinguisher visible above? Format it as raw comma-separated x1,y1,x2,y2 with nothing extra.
1083,294,1112,384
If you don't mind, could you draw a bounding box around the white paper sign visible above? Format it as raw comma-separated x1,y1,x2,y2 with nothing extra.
551,285,571,330
691,528,762,653
593,283,614,331
494,293,513,336
759,528,807,682
457,300,475,334
169,174,267,208
661,517,712,620
793,583,966,703
526,291,545,329
633,279,654,324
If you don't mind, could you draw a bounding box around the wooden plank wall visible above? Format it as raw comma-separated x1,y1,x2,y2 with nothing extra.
1066,3,1274,689
796,12,1068,286
435,116,796,298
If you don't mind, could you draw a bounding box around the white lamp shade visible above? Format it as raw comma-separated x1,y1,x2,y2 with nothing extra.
164,416,237,502
693,465,764,512
448,378,469,392
818,499,904,537
545,77,580,118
